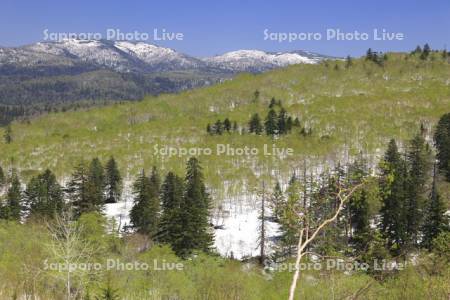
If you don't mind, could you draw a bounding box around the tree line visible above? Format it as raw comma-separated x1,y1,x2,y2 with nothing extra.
0,156,213,258
207,98,307,137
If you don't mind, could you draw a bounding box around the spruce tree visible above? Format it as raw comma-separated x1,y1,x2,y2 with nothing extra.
350,189,371,252
104,157,122,204
269,97,276,108
66,162,97,218
293,117,301,127
270,181,284,221
277,107,287,134
286,116,293,133
223,118,232,132
87,158,105,207
279,175,302,256
25,169,64,220
130,168,160,236
157,172,184,246
379,139,408,253
422,164,450,249
435,113,450,181
248,113,263,134
214,120,223,135
265,109,278,135
206,123,212,135
175,158,213,256
3,172,22,221
345,55,353,68
405,134,431,247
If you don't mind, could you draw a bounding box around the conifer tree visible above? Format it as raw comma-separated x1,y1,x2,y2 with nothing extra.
175,158,213,256
270,181,284,221
421,43,431,60
265,109,278,135
366,48,373,60
405,134,431,247
2,172,22,220
104,157,122,204
279,175,302,256
223,118,232,132
293,117,301,127
278,107,288,134
379,139,408,253
422,163,450,249
269,97,276,108
214,120,224,135
435,113,450,181
232,121,238,132
248,113,263,134
66,162,97,218
87,158,105,207
350,189,371,252
157,172,184,245
130,168,160,236
206,123,212,135
25,169,64,220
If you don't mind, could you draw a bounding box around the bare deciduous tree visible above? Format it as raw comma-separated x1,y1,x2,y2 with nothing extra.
288,183,363,300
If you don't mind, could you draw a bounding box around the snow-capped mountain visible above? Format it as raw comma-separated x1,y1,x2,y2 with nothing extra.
203,49,332,72
0,39,203,72
0,39,332,74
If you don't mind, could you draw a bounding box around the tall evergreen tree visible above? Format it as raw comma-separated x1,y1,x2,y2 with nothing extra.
422,164,450,249
175,158,213,256
379,139,408,253
2,172,22,220
350,189,371,252
157,172,184,246
104,157,122,204
405,134,431,247
25,169,64,220
270,181,284,221
130,167,160,236
87,158,105,207
435,113,450,181
265,109,278,135
248,113,263,134
214,120,224,135
269,97,276,108
66,162,98,218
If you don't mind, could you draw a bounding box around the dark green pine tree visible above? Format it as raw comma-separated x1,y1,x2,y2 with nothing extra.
293,117,301,127
350,189,371,253
206,123,212,135
269,97,276,108
157,172,185,246
95,278,120,300
214,120,224,135
87,158,106,207
405,134,431,248
345,55,353,69
277,107,288,134
434,113,450,181
175,158,213,257
2,172,23,221
248,113,263,135
130,168,160,236
232,121,238,132
25,169,64,220
379,139,408,253
223,118,232,132
66,162,96,218
265,109,278,136
422,164,450,249
270,181,284,222
105,157,122,204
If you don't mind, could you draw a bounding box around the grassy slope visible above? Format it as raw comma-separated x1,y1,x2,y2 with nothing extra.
1,52,449,198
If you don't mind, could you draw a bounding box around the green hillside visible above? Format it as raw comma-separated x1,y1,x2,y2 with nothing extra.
1,52,450,195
